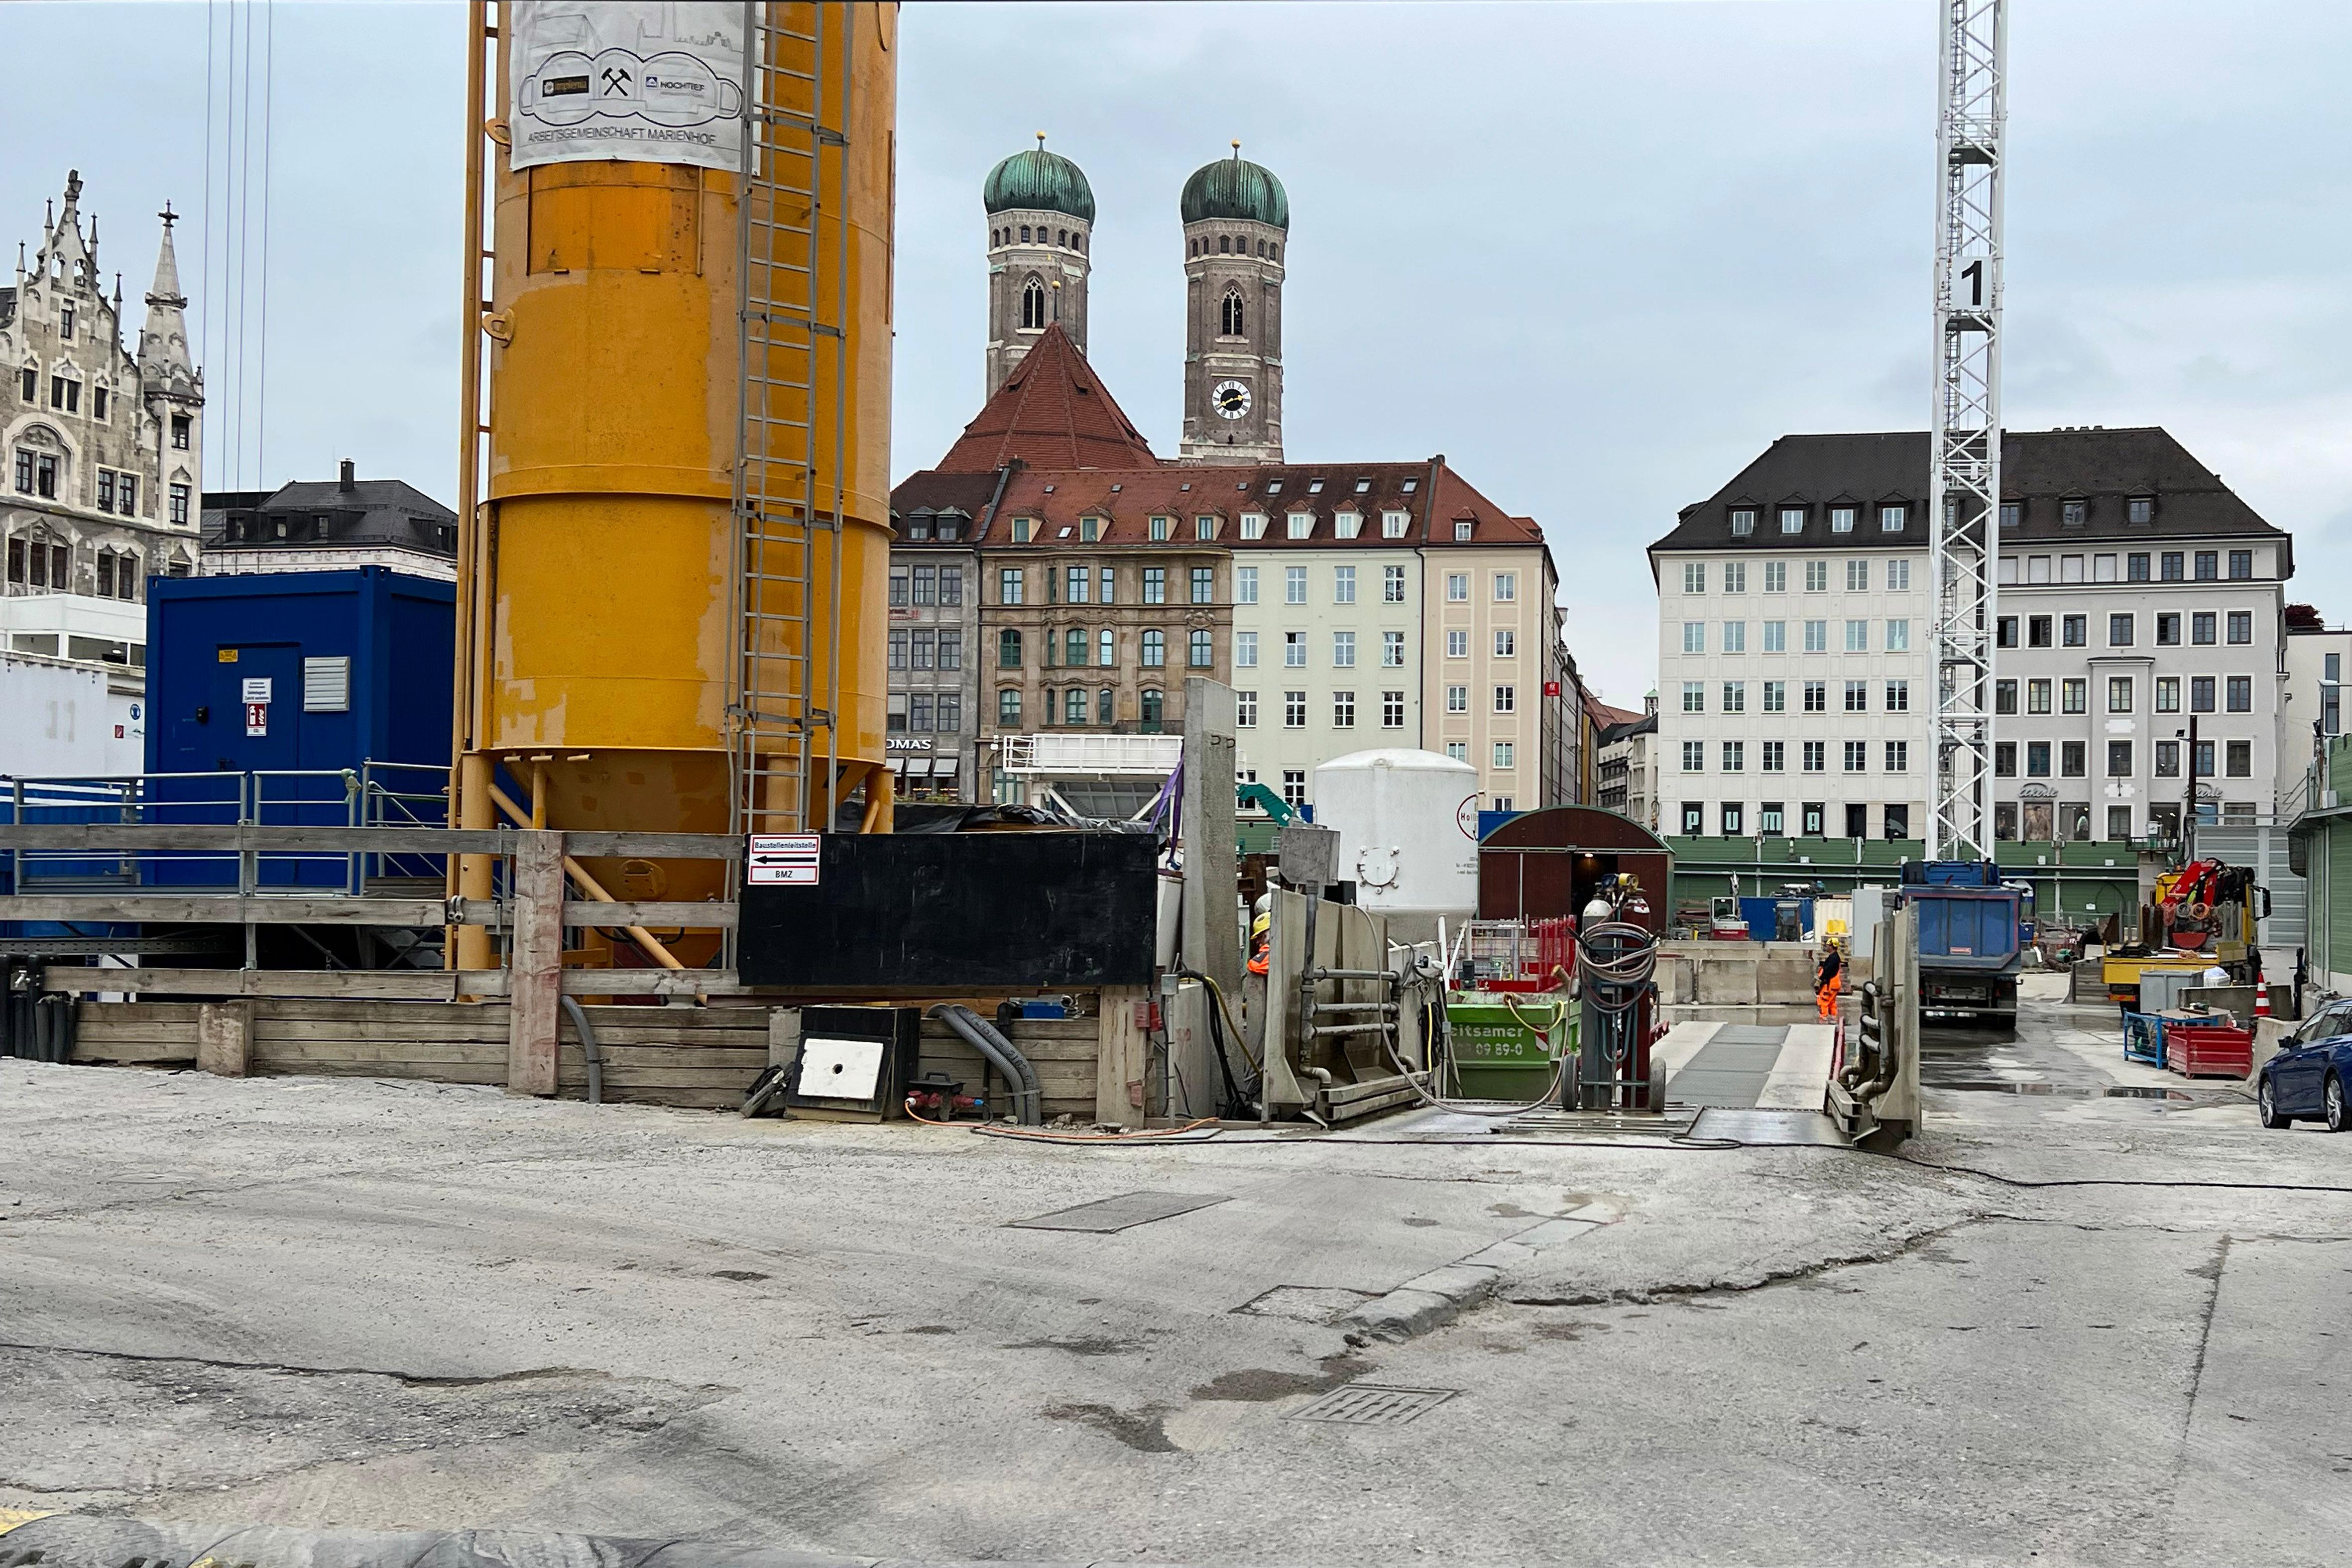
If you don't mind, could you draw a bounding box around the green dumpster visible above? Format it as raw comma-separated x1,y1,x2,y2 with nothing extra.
1445,997,1574,1103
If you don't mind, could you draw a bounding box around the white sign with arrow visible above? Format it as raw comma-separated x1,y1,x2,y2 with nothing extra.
746,833,821,887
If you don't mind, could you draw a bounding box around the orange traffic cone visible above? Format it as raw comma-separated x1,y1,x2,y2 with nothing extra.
2255,983,2271,1018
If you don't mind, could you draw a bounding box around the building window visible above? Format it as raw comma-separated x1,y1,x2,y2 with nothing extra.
1886,679,1909,712
1448,630,1469,659
2109,676,2133,713
1141,630,1165,668
998,689,1022,726
2153,741,2179,778
1284,632,1305,668
1885,741,1908,772
1681,741,1705,772
998,568,1024,605
1779,506,1804,534
2193,740,2216,778
939,632,962,671
1844,679,1867,713
1447,685,1469,714
887,628,908,670
2061,741,2087,778
1763,679,1786,712
2109,613,2134,647
1149,515,1173,543
1721,802,1745,835
1021,276,1047,329
2161,551,2184,582
1493,572,1517,602
1221,288,1245,336
1493,684,1515,713
1381,691,1406,728
2062,678,2087,715
2228,549,2253,580
1333,691,1356,728
1802,560,1828,593
1994,742,2015,777
2194,551,2218,581
2108,741,2134,777
1880,504,1904,532
1762,740,1785,773
1380,564,1406,604
1290,513,1314,541
2227,611,2251,645
1235,631,1258,668
2026,742,2051,777
1283,691,1307,728
1802,741,1825,773
1761,561,1786,592
1332,630,1356,668
2227,675,2252,712
1063,627,1087,667
998,630,1022,669
1995,678,2017,714
1060,687,1085,725
1843,741,1867,773
1184,629,1212,670
1803,620,1827,653
1236,690,1258,728
1723,622,1747,654
1722,741,1744,773
1883,804,1910,840
1285,566,1306,605
1196,515,1217,541
1144,567,1167,605
1803,680,1826,713
2127,496,2154,524
1844,620,1868,653
1236,564,1258,605
1846,559,1868,591
1332,564,1356,604
1885,619,1909,652
1684,622,1705,654
1492,627,1517,659
2157,612,2181,646
1487,741,1514,771
1141,688,1165,729
1730,508,1755,536
1380,630,1406,668
2191,676,2215,713
1683,562,1706,594
1763,621,1785,653
1240,512,1267,540
2062,499,2088,526
2226,739,2251,777
2061,614,2086,648
2155,676,2179,713
1682,681,1705,713
1722,679,1746,713
1189,565,1215,605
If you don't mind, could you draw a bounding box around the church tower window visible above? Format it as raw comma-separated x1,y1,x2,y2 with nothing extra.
1021,277,1047,330
1219,235,1231,254
1220,289,1245,337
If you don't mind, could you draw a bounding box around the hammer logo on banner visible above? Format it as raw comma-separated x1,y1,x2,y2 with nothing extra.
510,2,745,173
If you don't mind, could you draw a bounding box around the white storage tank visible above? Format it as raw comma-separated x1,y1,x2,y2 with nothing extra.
1312,748,1482,917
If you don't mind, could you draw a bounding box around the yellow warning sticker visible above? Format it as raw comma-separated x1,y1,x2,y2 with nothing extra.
218,648,239,662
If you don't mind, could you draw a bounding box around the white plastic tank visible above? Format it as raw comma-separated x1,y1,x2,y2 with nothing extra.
1311,748,1482,915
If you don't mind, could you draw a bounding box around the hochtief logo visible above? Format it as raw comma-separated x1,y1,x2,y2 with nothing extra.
521,48,743,128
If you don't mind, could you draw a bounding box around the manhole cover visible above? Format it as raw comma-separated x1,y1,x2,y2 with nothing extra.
1009,1191,1229,1233
1287,1383,1459,1426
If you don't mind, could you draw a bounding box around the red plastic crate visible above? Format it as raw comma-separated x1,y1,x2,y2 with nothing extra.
2165,1024,2252,1080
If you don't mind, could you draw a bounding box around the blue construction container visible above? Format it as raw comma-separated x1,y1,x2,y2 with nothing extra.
144,567,453,886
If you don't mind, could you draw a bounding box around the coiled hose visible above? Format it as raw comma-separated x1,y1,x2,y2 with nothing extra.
1576,920,1659,1071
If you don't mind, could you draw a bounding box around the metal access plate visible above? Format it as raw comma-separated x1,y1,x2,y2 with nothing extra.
1687,1107,1851,1147
797,1036,885,1102
1009,1191,1230,1233
1287,1383,1459,1427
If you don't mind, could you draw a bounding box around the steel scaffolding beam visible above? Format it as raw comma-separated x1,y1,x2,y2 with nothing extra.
1928,0,2005,860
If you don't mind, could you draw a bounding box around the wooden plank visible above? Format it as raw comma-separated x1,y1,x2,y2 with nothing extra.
257,998,501,1022
5,896,447,926
452,970,747,997
563,831,741,861
46,968,462,1000
74,1038,198,1064
446,899,739,930
1096,985,1149,1129
252,1061,509,1084
253,1021,509,1044
253,1041,507,1065
507,830,564,1096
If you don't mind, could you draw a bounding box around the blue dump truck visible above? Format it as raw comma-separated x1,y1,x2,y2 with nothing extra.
1899,860,2025,1025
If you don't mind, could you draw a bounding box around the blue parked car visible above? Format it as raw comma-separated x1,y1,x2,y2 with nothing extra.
2258,1001,2352,1132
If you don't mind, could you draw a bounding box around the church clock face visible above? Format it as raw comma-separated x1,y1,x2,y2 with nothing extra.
1212,380,1251,420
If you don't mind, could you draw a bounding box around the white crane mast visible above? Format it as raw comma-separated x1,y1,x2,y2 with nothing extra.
1928,0,2006,860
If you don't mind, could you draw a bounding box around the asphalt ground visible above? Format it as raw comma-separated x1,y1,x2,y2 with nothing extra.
3,974,2348,1567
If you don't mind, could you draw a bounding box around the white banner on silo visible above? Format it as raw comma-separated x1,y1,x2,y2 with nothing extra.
509,2,746,173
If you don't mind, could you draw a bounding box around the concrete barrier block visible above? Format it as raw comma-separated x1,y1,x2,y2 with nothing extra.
1696,963,1760,1006
1758,958,1816,1004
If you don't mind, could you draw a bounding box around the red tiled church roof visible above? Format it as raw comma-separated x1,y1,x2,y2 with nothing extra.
932,324,1161,473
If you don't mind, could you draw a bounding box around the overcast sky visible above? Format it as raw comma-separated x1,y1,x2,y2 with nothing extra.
7,1,2347,705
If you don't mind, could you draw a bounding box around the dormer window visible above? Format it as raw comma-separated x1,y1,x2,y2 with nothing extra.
1287,512,1312,540
1830,506,1855,533
1079,516,1100,542
1195,515,1217,540
1240,512,1268,541
2062,498,2088,526
1334,511,1362,539
1729,508,1756,536
1382,510,1410,538
1454,520,1474,541
1779,506,1804,534
1011,517,1034,544
905,518,931,540
1880,504,1905,532
2127,496,2154,524
1149,515,1171,542
936,519,960,542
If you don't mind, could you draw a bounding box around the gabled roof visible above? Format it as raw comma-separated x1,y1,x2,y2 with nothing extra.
1652,428,2289,567
933,323,1159,474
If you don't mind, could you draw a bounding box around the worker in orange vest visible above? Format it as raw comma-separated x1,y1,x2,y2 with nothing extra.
1815,937,1845,1022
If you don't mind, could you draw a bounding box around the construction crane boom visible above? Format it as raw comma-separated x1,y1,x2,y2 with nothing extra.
1928,0,2006,860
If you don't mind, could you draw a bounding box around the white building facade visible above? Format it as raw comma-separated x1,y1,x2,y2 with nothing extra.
1651,428,2291,846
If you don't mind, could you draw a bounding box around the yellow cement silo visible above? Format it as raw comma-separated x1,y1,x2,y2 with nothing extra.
452,2,895,971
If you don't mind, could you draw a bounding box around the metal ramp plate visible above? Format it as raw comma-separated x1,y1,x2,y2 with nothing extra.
1688,1107,1851,1147
1009,1191,1229,1233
